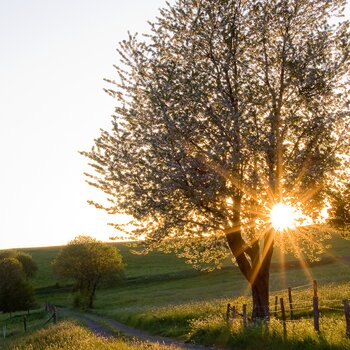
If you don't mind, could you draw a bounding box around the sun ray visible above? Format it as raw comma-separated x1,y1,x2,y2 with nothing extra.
288,152,314,198
183,128,333,297
225,201,270,219
285,230,314,283
294,226,326,251
227,228,261,260
297,182,324,204
255,170,277,204
185,145,262,202
248,224,275,286
278,236,287,291
239,223,274,297
292,226,347,268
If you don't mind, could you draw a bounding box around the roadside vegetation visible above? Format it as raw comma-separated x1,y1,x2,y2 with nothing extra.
5,321,180,350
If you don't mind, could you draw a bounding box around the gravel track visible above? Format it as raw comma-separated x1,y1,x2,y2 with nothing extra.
62,309,217,350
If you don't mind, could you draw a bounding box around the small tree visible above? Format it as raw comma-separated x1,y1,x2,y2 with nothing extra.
53,236,124,308
0,258,35,315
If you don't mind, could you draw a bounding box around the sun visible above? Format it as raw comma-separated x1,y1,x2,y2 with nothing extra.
270,203,297,231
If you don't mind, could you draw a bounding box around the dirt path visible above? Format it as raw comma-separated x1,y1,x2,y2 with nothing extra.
61,309,216,350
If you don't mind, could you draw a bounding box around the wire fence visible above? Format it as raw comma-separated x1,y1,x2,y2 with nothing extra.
1,303,57,339
272,282,314,294
226,280,350,338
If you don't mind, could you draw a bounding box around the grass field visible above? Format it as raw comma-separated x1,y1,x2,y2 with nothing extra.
3,321,179,350
1,234,350,349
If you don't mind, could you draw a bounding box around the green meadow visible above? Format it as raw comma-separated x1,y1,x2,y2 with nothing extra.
1,234,350,349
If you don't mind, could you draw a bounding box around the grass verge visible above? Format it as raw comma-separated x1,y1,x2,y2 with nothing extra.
4,321,181,350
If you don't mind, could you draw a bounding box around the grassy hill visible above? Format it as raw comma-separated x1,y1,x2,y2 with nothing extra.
16,234,350,327
2,234,350,349
20,233,350,290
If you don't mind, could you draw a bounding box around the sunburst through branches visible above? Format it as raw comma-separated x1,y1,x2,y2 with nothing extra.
269,202,316,232
270,203,297,231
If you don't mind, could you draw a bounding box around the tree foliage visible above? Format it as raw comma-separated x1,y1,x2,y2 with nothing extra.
0,258,35,314
0,250,38,279
83,0,350,317
16,252,38,279
330,182,350,238
53,236,124,308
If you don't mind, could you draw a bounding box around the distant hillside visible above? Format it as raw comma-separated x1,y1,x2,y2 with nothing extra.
10,233,350,290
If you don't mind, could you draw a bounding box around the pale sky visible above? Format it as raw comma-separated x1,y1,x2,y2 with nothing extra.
0,0,168,249
0,1,349,249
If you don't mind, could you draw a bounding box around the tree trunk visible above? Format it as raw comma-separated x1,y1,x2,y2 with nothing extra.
251,268,270,319
250,230,274,320
226,224,274,321
88,281,98,309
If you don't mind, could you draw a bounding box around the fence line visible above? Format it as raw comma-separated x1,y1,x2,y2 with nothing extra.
272,283,313,294
1,303,58,339
226,280,350,338
320,299,345,303
322,307,345,312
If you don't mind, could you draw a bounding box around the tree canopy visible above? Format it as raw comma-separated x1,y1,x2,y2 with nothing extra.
53,236,124,308
0,250,38,279
83,0,350,317
0,258,35,314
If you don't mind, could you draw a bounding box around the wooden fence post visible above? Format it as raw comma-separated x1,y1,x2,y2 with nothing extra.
274,296,278,317
343,299,350,338
288,287,294,320
231,305,236,320
313,280,318,298
243,304,247,328
23,316,27,332
280,298,287,335
53,306,57,324
226,303,231,323
313,295,320,332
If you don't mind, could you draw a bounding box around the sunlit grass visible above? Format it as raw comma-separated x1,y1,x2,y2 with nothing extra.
189,315,349,349
116,282,350,349
10,236,350,349
6,321,180,350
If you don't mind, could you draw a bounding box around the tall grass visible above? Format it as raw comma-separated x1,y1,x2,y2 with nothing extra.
6,321,180,350
119,282,350,349
189,316,350,349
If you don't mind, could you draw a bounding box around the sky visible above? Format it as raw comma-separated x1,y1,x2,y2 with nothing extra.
0,0,169,249
0,1,349,250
